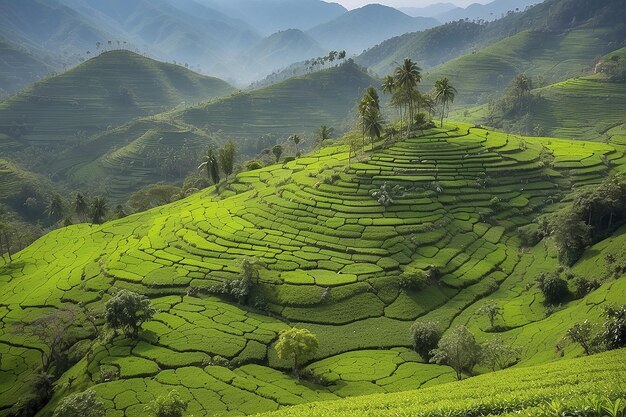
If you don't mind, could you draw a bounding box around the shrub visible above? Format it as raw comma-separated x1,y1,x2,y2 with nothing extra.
602,304,626,350
409,321,441,362
53,389,105,417
476,302,503,329
572,276,601,298
480,338,521,371
105,289,156,338
245,160,264,171
536,272,569,305
145,390,188,417
566,321,602,356
518,223,543,247
398,267,428,290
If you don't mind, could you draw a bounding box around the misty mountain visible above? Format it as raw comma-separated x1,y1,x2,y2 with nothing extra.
436,0,543,23
398,3,458,18
193,0,347,35
0,36,56,98
238,29,325,82
308,4,439,54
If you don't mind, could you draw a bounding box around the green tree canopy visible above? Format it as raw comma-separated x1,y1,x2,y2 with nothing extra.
105,289,156,338
275,327,318,378
431,325,481,380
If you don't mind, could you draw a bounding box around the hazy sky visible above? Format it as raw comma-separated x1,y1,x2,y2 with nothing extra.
332,0,491,9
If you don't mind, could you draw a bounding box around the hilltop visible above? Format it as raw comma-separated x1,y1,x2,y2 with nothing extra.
308,4,438,54
41,61,379,201
1,123,625,416
0,50,234,147
359,0,626,87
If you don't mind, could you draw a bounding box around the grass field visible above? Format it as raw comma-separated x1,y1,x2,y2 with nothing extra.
0,124,624,416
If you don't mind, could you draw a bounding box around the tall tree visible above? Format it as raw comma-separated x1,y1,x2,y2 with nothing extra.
272,145,283,163
198,148,220,185
363,105,384,149
0,221,12,262
291,134,302,155
316,125,334,145
74,193,89,222
434,77,457,127
394,58,422,129
358,87,381,148
91,197,108,224
431,325,481,380
105,289,155,338
46,193,64,221
219,141,236,178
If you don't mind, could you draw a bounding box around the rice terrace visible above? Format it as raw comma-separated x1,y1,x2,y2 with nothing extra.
0,0,625,416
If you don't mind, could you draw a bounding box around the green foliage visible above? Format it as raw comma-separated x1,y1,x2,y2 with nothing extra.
476,302,503,329
573,275,601,298
431,325,481,380
566,321,602,356
219,141,236,178
398,266,428,291
90,197,108,224
198,148,220,185
272,145,283,163
145,390,188,417
602,304,626,350
536,272,570,305
104,289,156,338
127,184,181,213
434,77,457,127
53,389,105,417
275,328,319,377
480,338,521,371
518,223,544,247
409,321,441,362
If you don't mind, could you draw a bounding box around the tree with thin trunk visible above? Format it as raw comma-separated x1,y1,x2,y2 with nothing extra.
358,87,381,148
219,141,236,178
105,289,155,339
291,134,302,155
434,77,457,127
275,327,318,378
0,221,13,262
363,104,384,149
430,325,481,380
272,145,283,163
316,125,334,145
198,148,220,185
476,302,503,329
46,193,64,221
394,58,422,131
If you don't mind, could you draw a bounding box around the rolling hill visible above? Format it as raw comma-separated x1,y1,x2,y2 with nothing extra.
47,61,379,201
1,123,625,416
358,0,626,81
307,4,439,54
0,50,234,147
0,37,56,98
435,0,542,23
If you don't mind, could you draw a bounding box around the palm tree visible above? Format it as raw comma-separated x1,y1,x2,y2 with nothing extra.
316,126,334,145
434,78,457,128
394,58,422,130
91,197,108,224
74,193,89,221
0,221,12,262
198,148,220,185
46,194,64,220
363,105,384,149
358,87,380,147
291,134,302,156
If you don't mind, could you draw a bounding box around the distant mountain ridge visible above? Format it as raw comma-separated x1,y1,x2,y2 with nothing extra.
308,4,439,53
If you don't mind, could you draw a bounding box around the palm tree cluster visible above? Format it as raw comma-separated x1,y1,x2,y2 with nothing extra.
198,141,237,185
358,86,384,150
305,50,347,72
381,58,458,134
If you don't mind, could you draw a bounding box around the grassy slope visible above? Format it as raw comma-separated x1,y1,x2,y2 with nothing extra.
454,48,626,141
0,50,234,146
0,124,624,416
259,349,626,417
46,62,380,201
423,27,619,104
0,158,52,200
0,37,54,98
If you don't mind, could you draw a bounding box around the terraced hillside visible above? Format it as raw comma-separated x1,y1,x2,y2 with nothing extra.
44,62,380,201
0,37,54,98
1,124,625,416
0,50,234,147
422,26,623,105
261,349,626,417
